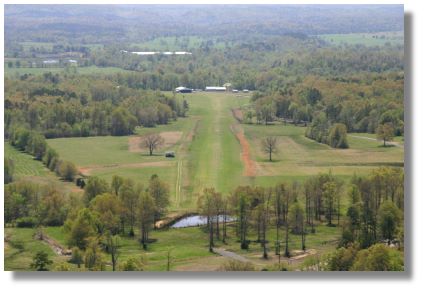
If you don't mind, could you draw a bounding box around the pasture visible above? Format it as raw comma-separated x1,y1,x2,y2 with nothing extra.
4,65,131,77
318,31,404,46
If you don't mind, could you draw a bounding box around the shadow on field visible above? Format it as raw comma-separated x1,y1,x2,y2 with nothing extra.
11,12,413,282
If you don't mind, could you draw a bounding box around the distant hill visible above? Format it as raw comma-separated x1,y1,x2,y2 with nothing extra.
5,4,404,45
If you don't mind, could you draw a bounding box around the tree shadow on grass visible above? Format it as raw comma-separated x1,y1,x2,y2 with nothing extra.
377,144,396,148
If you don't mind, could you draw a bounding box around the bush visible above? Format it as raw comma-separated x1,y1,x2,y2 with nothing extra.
42,147,59,170
57,160,78,181
119,256,145,271
69,247,84,268
16,216,38,228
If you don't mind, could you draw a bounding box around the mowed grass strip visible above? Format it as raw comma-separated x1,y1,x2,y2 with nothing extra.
5,65,133,77
184,92,244,198
4,142,50,178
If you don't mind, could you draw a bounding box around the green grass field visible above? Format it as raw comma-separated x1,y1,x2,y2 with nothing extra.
4,227,68,271
46,91,403,212
318,31,404,46
4,143,50,178
4,65,132,77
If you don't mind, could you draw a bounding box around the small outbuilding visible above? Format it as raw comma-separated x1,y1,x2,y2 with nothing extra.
205,86,226,92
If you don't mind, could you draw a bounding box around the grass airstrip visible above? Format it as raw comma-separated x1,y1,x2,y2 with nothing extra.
5,91,404,270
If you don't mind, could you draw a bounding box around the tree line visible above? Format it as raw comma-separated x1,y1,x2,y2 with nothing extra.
7,128,78,183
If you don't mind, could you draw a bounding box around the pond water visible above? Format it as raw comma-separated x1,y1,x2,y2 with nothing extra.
170,215,235,228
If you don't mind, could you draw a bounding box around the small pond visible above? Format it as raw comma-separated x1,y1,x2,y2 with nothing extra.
170,215,236,228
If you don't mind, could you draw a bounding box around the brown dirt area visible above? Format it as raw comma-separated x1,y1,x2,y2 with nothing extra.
231,124,256,177
128,131,183,152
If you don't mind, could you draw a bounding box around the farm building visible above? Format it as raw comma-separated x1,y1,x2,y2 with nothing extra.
175,86,193,93
205,86,226,92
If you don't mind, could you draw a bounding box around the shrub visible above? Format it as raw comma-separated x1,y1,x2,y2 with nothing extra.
57,160,78,181
119,256,145,271
31,251,53,271
16,216,37,228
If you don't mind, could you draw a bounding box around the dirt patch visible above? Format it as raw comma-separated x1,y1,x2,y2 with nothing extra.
35,232,71,257
129,131,183,153
231,124,256,177
79,161,173,176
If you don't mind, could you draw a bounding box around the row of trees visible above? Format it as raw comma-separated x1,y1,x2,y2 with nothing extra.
305,116,349,148
198,171,345,259
8,128,78,182
197,168,403,271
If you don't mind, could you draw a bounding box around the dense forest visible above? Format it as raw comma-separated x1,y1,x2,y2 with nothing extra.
5,74,188,139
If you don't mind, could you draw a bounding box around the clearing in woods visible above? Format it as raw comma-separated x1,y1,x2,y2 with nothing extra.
44,91,403,211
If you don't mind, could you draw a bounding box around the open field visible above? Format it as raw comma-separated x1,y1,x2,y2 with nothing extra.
243,123,403,179
318,31,404,46
4,65,132,77
6,92,403,271
45,91,403,212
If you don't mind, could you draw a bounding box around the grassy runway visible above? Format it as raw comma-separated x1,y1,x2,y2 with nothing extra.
43,91,403,212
